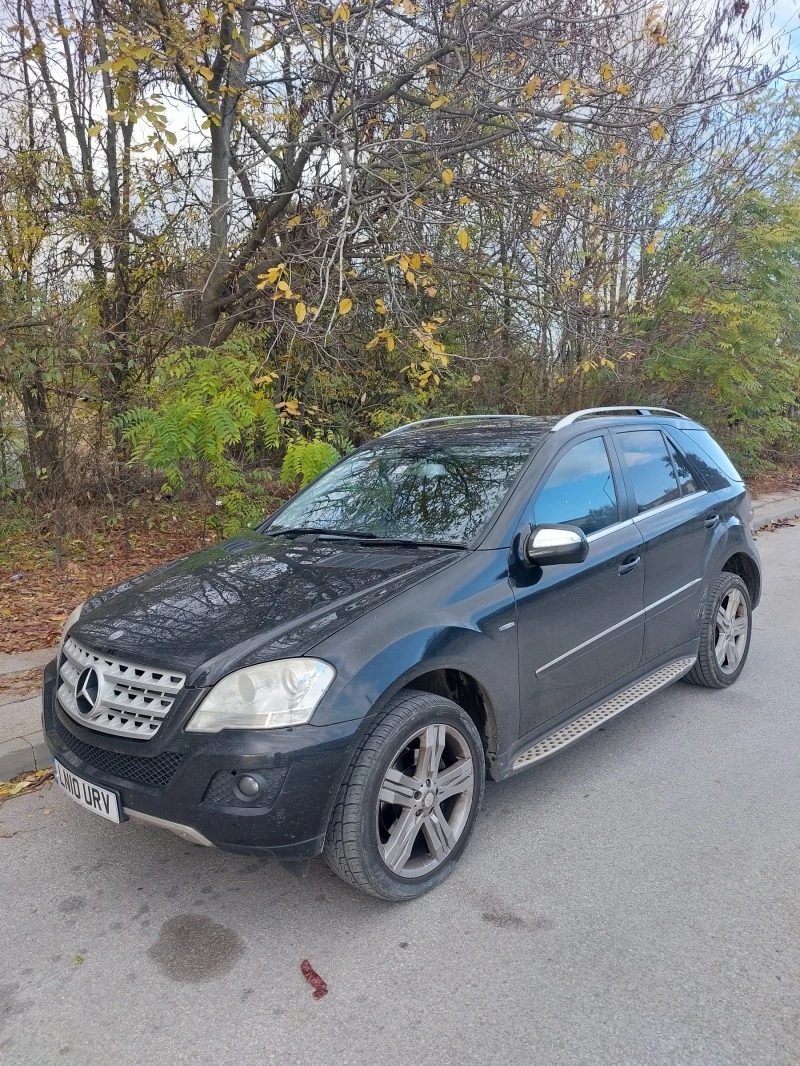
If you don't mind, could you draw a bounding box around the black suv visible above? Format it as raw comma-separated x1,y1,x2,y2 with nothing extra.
44,407,760,900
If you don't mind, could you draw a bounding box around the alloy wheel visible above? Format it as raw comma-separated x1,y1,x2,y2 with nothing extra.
714,587,749,674
376,723,475,878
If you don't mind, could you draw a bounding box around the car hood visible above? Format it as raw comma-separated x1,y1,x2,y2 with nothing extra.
72,531,462,685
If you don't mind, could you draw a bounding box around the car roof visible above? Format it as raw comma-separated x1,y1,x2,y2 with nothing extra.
376,415,559,448
378,409,702,447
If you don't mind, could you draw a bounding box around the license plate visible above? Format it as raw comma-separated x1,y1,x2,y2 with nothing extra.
52,759,122,824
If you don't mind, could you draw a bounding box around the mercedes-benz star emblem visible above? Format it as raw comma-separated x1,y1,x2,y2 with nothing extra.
75,666,101,716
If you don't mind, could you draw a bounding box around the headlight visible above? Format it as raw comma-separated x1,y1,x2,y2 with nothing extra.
185,658,335,733
58,601,86,656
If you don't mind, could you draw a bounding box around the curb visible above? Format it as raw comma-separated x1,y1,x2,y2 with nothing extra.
753,508,799,532
0,732,51,782
2,505,797,784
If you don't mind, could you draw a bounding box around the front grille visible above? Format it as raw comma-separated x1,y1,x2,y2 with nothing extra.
58,636,186,740
54,712,182,789
202,768,288,809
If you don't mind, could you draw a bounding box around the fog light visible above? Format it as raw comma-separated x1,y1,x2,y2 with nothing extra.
235,774,262,800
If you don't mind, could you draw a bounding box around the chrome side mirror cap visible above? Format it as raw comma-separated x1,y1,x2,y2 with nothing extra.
524,524,589,566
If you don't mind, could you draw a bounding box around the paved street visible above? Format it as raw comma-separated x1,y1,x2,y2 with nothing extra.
1,523,798,1066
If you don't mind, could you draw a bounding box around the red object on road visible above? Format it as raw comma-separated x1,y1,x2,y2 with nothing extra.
301,959,329,1000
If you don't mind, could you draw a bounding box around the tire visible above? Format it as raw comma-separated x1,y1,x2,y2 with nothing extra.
324,690,485,901
684,571,752,688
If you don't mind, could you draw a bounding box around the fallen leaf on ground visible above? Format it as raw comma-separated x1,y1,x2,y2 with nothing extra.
301,959,329,1000
0,767,54,800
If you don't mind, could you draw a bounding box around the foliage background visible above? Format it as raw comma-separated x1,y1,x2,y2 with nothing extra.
1,0,799,557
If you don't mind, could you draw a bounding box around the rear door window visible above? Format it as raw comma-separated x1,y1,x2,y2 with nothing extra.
616,430,681,513
534,436,619,535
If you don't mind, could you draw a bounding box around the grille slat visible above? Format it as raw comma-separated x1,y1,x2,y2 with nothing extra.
54,712,182,789
58,637,186,740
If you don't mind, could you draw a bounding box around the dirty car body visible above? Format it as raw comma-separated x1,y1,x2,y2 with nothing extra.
43,408,761,899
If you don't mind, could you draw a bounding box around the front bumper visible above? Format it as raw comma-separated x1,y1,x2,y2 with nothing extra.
42,659,358,860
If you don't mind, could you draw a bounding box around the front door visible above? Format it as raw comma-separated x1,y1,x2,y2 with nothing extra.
511,433,645,738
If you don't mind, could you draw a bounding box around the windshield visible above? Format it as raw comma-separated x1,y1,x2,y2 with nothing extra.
266,436,537,544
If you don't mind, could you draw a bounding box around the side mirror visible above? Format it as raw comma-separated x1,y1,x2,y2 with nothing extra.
524,524,589,566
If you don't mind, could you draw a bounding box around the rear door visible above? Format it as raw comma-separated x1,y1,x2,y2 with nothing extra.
611,427,717,665
511,432,645,736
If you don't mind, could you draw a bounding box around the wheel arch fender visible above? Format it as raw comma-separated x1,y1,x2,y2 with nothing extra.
312,624,516,771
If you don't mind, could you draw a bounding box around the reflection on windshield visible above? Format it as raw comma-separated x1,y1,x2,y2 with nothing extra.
268,436,537,544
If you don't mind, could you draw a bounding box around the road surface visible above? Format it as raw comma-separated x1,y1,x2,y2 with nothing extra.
1,522,798,1066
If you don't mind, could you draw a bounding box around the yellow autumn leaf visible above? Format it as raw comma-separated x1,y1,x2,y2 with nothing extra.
523,76,542,99
645,242,656,254
617,83,632,96
650,121,666,142
601,62,613,82
459,195,472,205
531,209,545,227
559,79,572,100
295,301,307,323
441,168,454,185
425,286,438,297
339,297,353,315
376,297,387,314
410,253,421,270
386,334,395,352
414,196,425,205
365,335,381,350
457,228,469,250
256,264,285,290
405,270,416,286
552,121,565,138
430,96,449,110
286,215,302,228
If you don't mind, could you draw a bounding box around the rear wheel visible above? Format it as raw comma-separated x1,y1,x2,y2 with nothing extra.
685,572,752,688
324,690,485,901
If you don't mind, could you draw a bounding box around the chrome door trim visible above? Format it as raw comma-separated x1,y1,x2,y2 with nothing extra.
634,490,708,522
536,608,646,677
645,578,702,612
586,518,635,543
535,577,704,677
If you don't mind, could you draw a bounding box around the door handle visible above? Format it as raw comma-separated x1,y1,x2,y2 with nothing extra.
704,512,720,529
618,554,641,576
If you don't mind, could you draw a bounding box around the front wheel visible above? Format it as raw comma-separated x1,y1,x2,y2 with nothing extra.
324,690,485,901
685,572,753,688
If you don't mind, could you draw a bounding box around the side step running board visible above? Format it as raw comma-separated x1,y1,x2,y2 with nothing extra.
512,656,697,772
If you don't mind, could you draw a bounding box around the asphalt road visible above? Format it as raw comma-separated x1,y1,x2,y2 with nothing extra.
2,523,798,1066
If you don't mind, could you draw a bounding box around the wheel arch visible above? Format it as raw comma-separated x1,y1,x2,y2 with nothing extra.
358,663,503,777
721,550,761,607
400,668,499,766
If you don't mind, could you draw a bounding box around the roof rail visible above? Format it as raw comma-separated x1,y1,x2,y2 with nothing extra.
551,406,689,432
383,414,534,436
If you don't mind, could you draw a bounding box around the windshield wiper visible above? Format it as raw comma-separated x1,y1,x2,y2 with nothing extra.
264,527,465,549
265,526,381,540
349,536,467,550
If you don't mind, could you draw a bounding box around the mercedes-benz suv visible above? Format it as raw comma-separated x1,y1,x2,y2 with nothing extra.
44,407,761,900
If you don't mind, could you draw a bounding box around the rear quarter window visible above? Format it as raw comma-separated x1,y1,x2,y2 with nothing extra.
673,428,744,489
